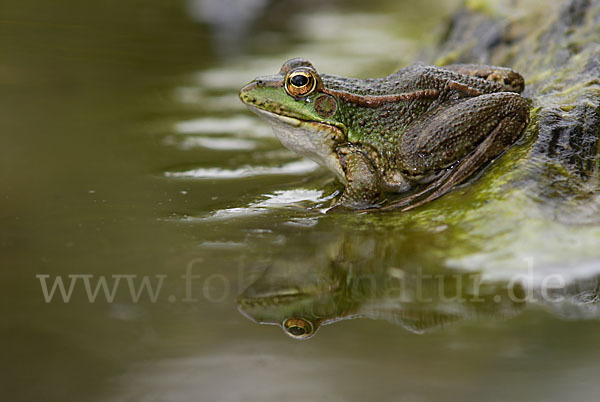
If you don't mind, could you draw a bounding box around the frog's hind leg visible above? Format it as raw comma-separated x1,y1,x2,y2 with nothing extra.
382,128,506,211
383,96,529,211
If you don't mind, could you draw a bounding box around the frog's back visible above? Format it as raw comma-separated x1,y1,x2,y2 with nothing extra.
392,62,523,95
320,63,433,97
321,62,515,100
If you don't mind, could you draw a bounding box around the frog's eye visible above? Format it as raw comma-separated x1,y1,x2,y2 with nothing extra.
285,69,317,98
282,317,314,339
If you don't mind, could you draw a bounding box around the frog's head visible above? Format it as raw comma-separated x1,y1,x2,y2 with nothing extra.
239,58,346,179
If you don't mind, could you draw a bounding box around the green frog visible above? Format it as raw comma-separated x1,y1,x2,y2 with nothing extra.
239,59,530,210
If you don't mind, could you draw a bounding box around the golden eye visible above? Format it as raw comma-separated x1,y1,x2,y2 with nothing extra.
285,69,316,97
282,317,314,339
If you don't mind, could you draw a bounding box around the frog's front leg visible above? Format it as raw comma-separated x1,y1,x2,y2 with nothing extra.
332,145,382,210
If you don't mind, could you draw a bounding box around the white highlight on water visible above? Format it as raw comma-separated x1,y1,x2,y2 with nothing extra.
172,137,258,151
203,189,327,221
175,115,272,137
165,159,319,179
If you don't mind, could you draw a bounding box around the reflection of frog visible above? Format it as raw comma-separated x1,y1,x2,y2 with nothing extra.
237,233,600,340
236,234,527,340
240,59,530,210
237,260,527,340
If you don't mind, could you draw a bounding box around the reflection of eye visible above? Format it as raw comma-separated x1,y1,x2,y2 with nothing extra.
282,317,314,339
285,69,316,97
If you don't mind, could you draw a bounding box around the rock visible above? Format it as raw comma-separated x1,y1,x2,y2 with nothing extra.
435,0,600,222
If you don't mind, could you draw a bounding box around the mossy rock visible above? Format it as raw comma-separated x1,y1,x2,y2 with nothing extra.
435,0,600,219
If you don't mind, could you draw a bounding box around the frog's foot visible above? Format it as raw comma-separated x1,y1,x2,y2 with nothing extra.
328,198,379,213
328,144,383,211
381,169,454,211
383,105,529,212
441,64,525,93
330,175,383,211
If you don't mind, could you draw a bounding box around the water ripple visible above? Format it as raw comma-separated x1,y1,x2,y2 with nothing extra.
165,159,319,179
203,189,328,220
165,136,258,151
174,115,272,137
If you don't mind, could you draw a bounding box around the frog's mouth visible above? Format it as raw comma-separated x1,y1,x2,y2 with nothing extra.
245,106,347,181
245,106,346,137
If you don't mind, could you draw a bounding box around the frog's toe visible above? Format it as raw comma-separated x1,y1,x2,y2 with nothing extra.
328,194,381,212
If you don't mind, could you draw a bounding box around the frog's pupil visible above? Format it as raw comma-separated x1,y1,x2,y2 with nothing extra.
291,74,309,87
288,326,306,336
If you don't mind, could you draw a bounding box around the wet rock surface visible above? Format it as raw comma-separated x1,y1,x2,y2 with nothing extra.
435,0,600,218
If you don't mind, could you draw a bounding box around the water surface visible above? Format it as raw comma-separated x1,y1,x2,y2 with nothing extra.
2,0,599,401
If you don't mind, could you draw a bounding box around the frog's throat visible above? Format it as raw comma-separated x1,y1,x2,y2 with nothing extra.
247,106,346,182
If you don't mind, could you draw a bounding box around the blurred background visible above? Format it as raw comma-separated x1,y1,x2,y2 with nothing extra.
1,0,599,401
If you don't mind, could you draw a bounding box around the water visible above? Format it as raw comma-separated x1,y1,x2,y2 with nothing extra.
2,0,600,401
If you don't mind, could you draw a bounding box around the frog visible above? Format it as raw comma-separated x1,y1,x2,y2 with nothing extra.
239,58,530,210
